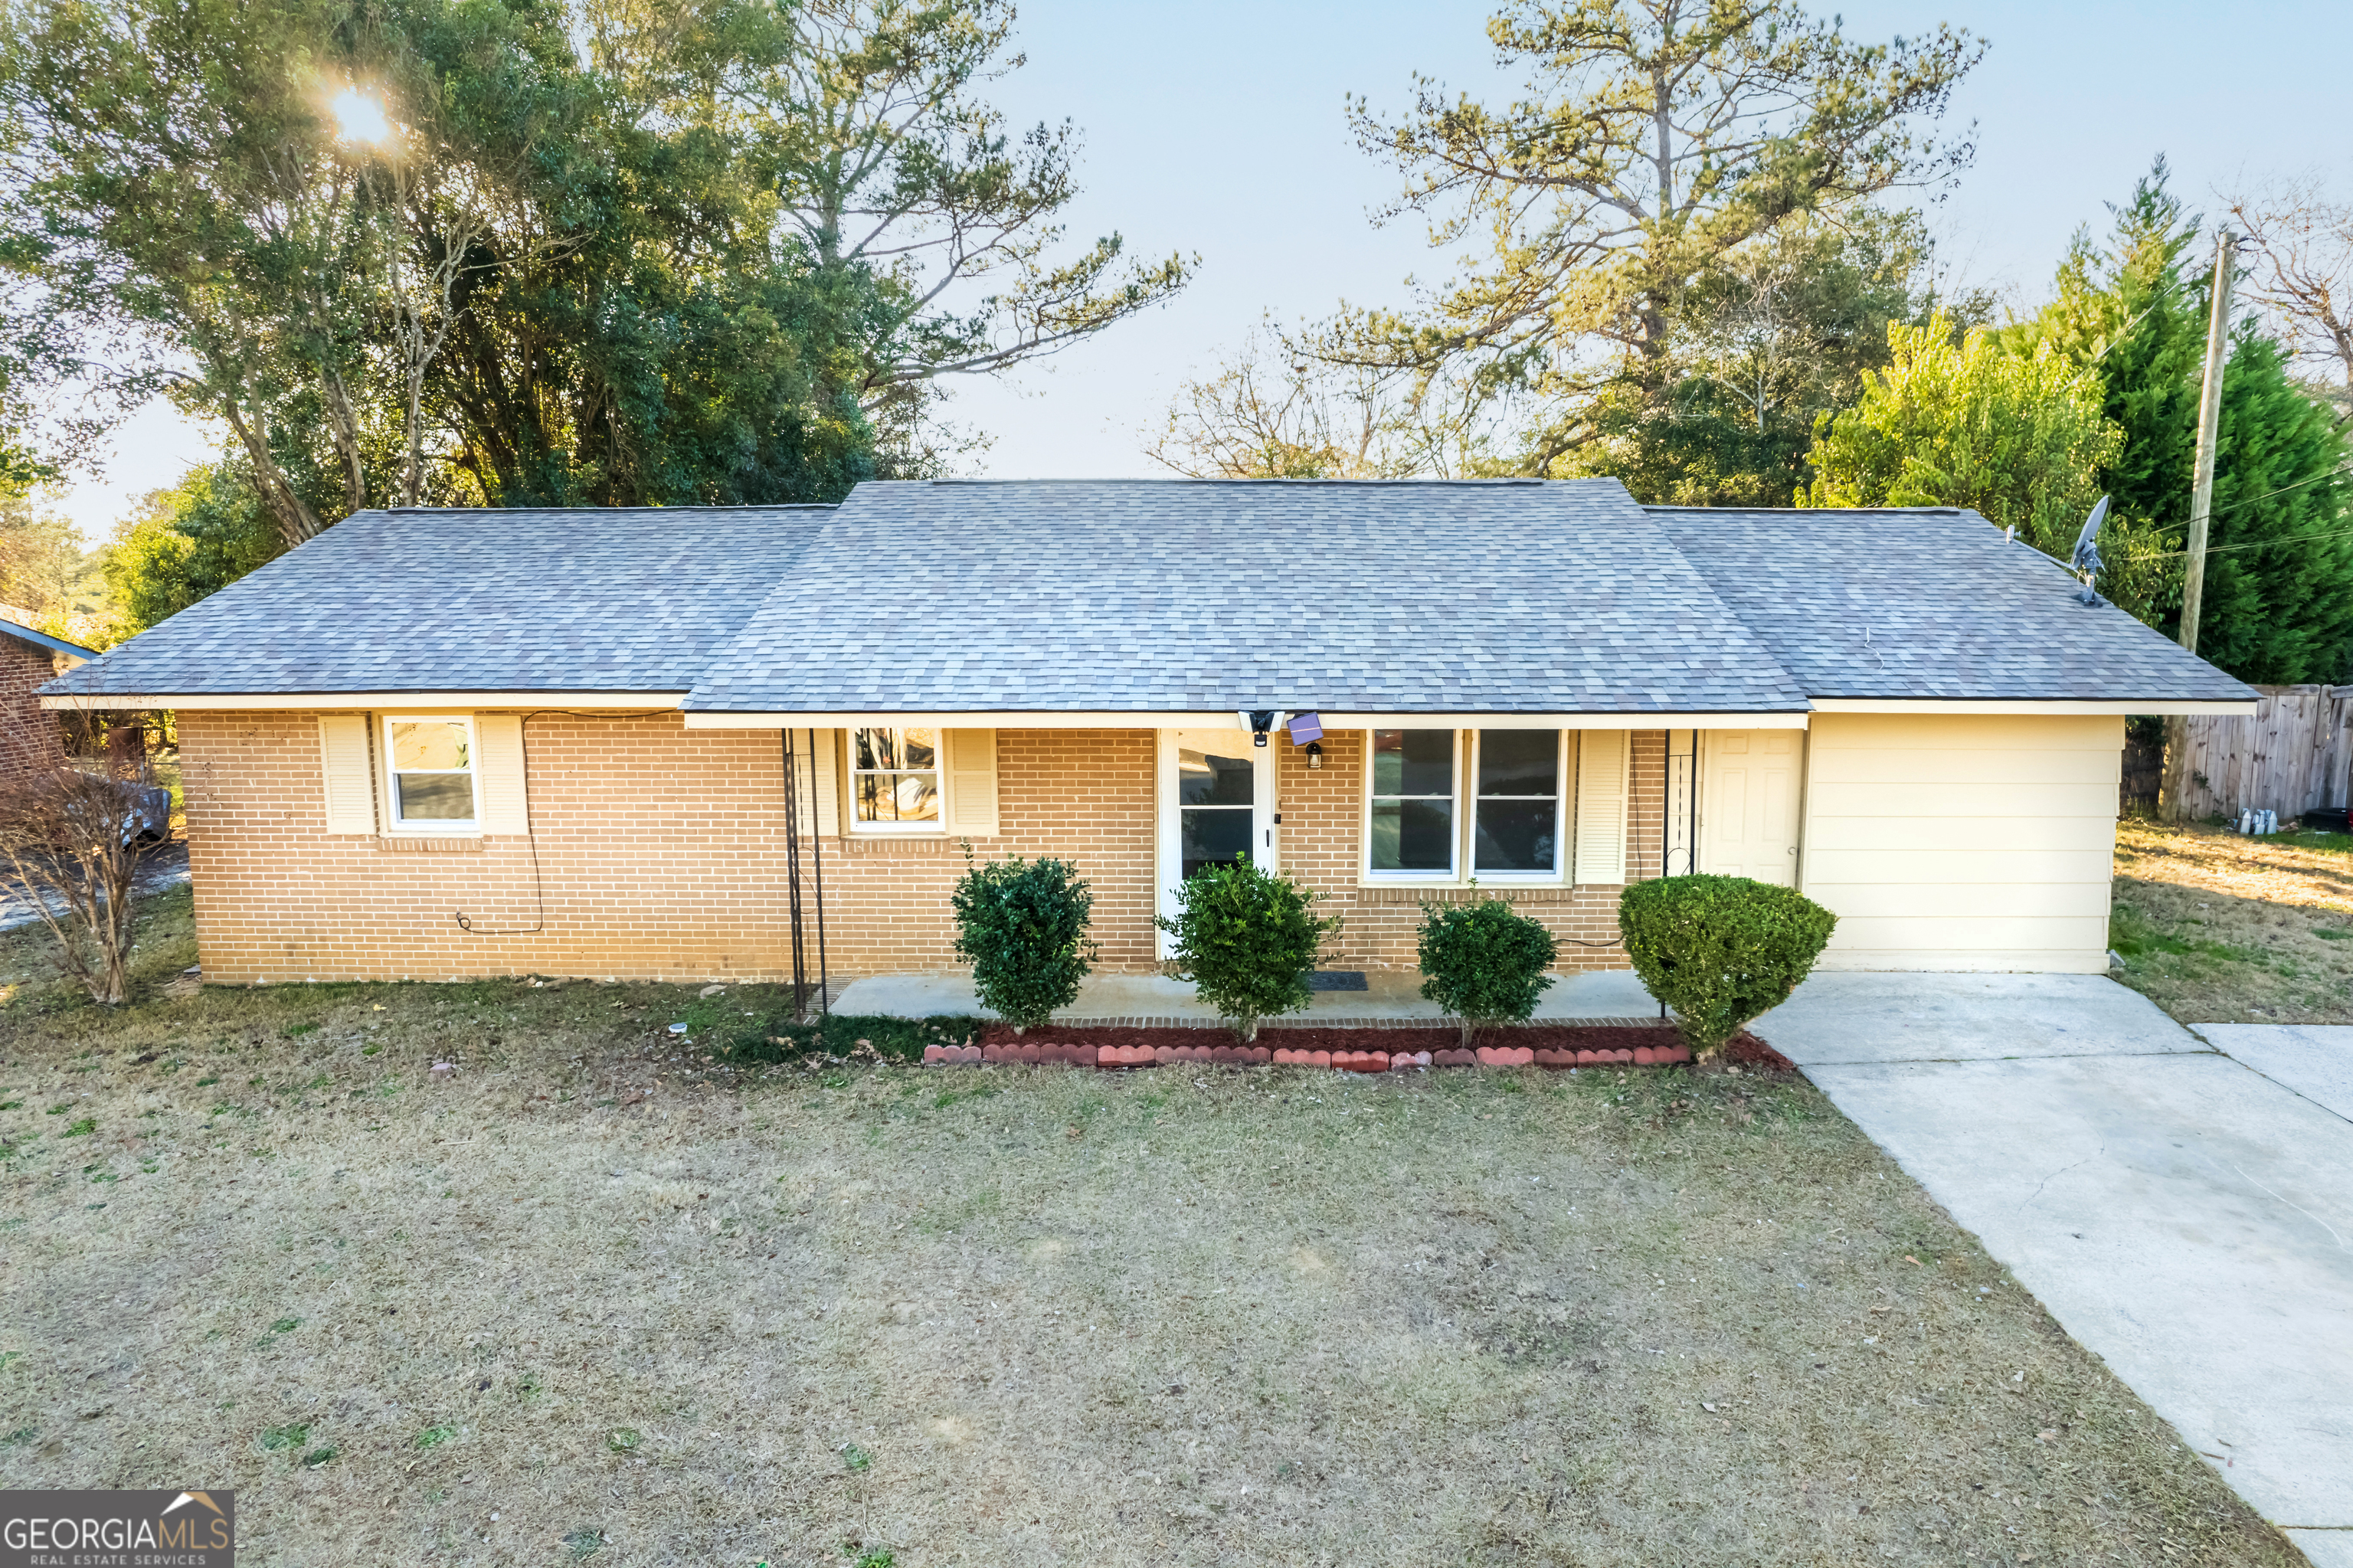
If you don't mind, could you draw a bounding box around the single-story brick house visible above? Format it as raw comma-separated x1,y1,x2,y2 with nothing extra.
0,615,97,787
41,479,2253,986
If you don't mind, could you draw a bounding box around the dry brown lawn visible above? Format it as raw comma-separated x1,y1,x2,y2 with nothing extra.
2111,817,2353,1023
0,887,2301,1567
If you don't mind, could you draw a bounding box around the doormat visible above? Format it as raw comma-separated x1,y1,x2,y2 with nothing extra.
1306,971,1369,991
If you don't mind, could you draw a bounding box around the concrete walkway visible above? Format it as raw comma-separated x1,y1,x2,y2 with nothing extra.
1758,977,2353,1567
831,966,1661,1024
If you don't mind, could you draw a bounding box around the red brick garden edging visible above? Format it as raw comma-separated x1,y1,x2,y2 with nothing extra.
911,1021,1772,1072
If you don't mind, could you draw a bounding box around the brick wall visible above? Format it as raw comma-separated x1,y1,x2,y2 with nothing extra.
0,640,67,788
178,713,1161,984
1275,729,1660,974
179,713,1655,984
820,728,1157,974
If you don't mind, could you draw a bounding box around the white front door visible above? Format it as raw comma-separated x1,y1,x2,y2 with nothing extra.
1157,728,1277,954
1700,729,1804,885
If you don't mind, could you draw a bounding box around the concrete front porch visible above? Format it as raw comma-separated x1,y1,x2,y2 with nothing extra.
830,967,1661,1024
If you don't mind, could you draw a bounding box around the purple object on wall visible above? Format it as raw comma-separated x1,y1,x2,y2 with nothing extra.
1287,712,1324,745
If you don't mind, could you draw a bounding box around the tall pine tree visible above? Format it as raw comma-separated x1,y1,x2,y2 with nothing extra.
2196,331,2353,682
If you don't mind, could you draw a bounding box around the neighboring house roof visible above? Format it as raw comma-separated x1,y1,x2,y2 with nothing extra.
1651,506,2257,703
0,618,98,663
43,506,833,699
684,479,1813,715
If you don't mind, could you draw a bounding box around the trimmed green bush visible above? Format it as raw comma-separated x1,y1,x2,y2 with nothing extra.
1155,858,1340,1043
1618,875,1837,1058
951,853,1095,1033
1417,895,1559,1046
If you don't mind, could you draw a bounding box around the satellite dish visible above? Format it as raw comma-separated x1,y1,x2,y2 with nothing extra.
2069,495,2109,607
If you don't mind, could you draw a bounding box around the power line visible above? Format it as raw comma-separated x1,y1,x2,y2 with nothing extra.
2198,459,2353,522
2104,460,2353,558
2089,270,2203,363
2124,517,2353,561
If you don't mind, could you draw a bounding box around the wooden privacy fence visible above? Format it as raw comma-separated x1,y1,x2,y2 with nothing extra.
2159,684,2353,821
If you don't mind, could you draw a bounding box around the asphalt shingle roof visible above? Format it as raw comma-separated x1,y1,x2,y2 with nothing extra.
45,484,2257,710
45,506,831,698
684,480,1812,714
1651,506,2256,702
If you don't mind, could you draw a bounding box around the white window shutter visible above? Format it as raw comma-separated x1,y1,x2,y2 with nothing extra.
318,714,378,835
1572,729,1629,885
475,715,529,834
784,728,840,836
944,728,1000,836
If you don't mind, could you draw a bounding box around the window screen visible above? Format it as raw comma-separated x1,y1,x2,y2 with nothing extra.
1369,729,1455,873
1473,730,1560,874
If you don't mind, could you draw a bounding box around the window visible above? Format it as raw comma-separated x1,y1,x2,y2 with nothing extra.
1473,730,1563,875
851,727,941,829
384,717,476,830
1368,729,1456,875
1176,736,1256,879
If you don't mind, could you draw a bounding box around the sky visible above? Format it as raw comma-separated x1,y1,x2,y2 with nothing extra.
46,0,2353,537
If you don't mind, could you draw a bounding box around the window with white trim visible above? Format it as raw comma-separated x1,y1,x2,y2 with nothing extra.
383,716,477,831
850,727,941,830
1367,729,1457,875
1471,729,1563,876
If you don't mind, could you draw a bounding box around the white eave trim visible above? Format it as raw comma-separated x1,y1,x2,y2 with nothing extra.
38,690,686,712
1808,697,2259,716
680,708,1815,731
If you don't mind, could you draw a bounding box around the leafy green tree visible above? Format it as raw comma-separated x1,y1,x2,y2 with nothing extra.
743,0,1191,437
2023,163,2205,538
2022,159,2353,679
1802,311,2123,556
1,0,1190,529
1317,0,1982,470
0,485,106,641
2184,331,2353,683
1574,208,1979,505
0,0,402,546
102,464,283,635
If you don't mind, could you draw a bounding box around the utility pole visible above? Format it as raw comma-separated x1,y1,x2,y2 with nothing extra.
2178,228,2236,653
2162,229,2237,821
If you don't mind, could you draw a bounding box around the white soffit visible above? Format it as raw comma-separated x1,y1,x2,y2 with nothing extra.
1808,698,2258,716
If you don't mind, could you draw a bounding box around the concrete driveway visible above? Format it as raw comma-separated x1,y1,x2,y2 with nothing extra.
1757,974,2353,1566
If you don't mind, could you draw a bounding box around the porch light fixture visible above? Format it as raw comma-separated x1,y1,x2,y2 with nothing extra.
1304,741,1324,769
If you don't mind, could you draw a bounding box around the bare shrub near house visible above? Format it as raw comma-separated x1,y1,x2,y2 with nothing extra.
0,717,165,1004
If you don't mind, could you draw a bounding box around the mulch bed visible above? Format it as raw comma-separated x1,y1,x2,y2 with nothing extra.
924,1023,1795,1074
